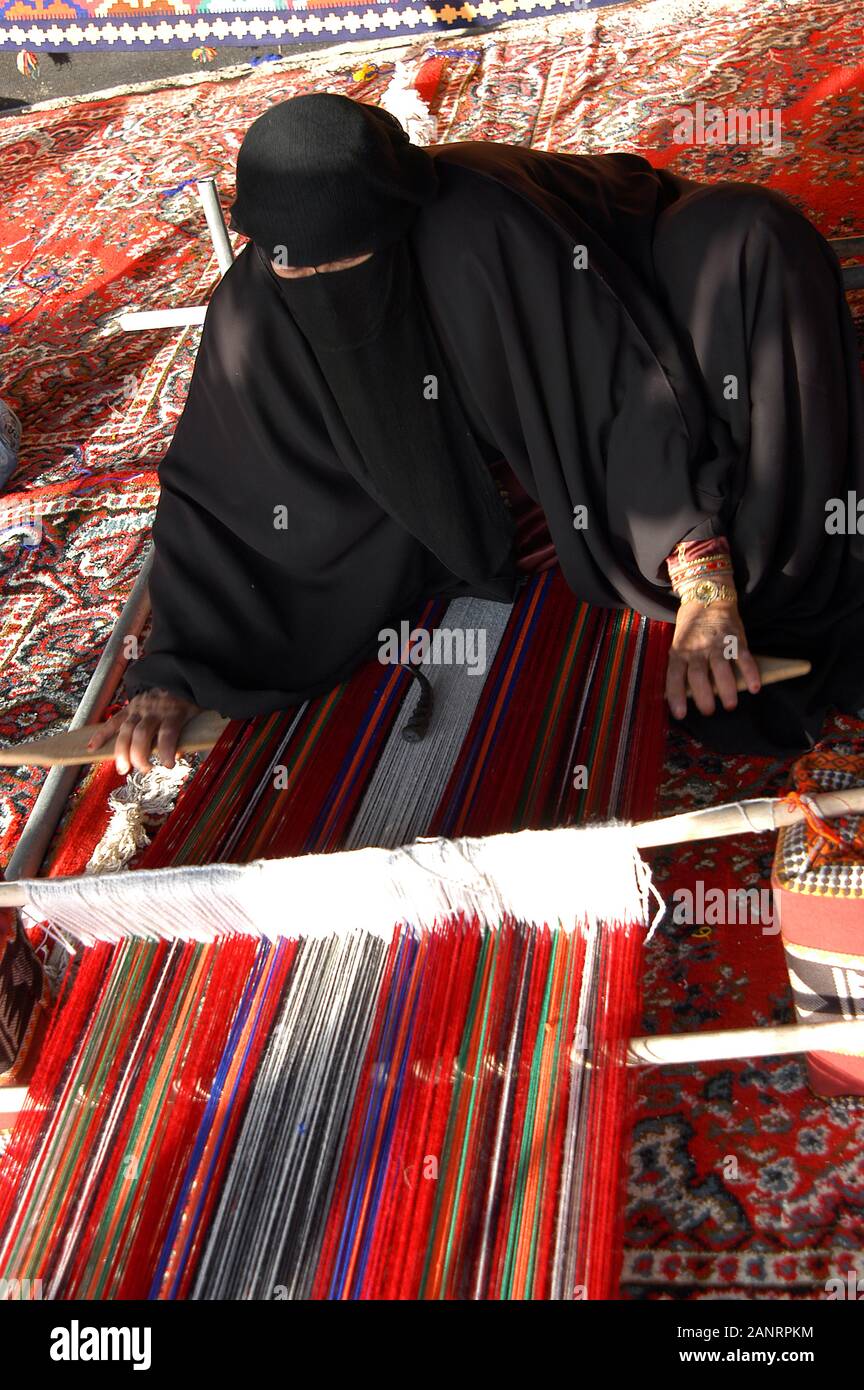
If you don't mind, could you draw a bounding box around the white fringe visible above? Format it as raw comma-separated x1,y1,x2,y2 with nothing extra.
20,823,665,947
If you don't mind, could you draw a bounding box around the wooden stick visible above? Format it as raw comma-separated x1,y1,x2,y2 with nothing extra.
728,654,809,692
0,655,811,770
0,709,230,768
632,786,864,849
118,307,207,332
627,1018,864,1067
196,177,234,276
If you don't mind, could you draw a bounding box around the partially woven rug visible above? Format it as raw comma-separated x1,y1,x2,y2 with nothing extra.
1,0,862,1296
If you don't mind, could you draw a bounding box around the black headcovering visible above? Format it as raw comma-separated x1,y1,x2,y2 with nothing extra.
229,91,439,264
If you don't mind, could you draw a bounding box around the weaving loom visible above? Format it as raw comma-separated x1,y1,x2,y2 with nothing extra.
0,572,669,1300
4,571,864,1299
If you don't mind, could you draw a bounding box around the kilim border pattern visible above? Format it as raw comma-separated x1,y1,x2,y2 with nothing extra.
0,0,617,52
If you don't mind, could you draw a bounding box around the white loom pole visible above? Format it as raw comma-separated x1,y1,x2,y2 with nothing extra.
628,1019,864,1067
2,786,864,909
118,176,233,333
5,1026,862,1110
196,177,235,276
5,1022,860,1134
0,1086,27,1126
118,307,208,331
632,786,864,848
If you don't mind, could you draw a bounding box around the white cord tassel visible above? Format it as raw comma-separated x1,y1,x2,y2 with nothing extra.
85,760,193,875
379,61,437,145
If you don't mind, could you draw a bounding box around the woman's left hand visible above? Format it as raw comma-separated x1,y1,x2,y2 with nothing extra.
665,596,761,720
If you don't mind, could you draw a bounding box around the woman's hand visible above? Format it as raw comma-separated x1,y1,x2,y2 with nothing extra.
86,688,201,775
665,597,761,720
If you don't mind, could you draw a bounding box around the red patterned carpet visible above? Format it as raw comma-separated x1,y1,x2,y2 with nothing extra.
0,0,862,1296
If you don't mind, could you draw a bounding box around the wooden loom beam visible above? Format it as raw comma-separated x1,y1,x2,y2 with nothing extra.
627,1019,864,1067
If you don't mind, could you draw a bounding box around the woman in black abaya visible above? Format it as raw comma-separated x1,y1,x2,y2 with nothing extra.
89,93,864,772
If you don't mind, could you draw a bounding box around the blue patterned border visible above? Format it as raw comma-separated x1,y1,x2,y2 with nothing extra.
0,0,620,52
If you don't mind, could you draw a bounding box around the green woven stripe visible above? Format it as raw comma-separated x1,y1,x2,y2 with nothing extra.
499,930,561,1298
420,929,495,1298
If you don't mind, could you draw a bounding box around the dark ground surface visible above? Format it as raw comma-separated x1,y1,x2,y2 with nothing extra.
0,41,348,111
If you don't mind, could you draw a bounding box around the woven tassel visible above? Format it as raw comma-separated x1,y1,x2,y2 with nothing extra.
379,60,437,144
85,760,193,875
16,50,39,79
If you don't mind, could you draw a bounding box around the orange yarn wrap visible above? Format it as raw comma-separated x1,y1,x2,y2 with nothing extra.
782,752,864,870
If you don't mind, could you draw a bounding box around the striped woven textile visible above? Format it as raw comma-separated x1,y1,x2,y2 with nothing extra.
0,918,641,1299
0,571,670,1299
143,571,669,869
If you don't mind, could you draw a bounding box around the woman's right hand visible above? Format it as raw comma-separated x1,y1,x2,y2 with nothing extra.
86,688,201,775
665,596,760,720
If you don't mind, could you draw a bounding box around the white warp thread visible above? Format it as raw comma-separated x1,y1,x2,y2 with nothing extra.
20,823,664,946
345,597,512,851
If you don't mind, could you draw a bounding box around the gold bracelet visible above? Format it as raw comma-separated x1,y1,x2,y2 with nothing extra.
677,580,738,607
669,559,734,583
671,567,735,598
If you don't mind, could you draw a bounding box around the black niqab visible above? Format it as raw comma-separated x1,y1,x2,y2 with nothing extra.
269,238,516,590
